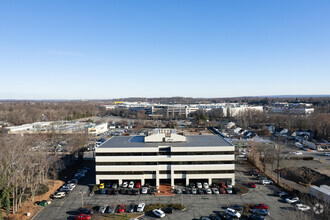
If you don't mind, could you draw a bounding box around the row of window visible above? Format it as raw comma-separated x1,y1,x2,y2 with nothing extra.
96,161,234,166
95,151,234,156
96,170,235,175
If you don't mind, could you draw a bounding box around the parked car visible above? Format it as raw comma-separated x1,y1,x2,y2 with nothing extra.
197,182,202,189
137,203,145,212
200,217,211,220
209,214,221,220
226,208,241,218
111,183,118,189
128,181,134,188
323,152,330,156
136,182,141,188
82,166,91,171
226,188,232,194
185,188,191,194
212,188,219,194
50,192,66,199
262,179,273,185
294,203,311,211
133,189,140,195
203,182,209,189
99,183,105,189
75,214,91,220
278,191,289,197
122,182,128,188
141,187,148,194
127,203,135,213
98,205,106,213
100,189,107,194
254,204,268,210
198,188,204,194
34,200,48,207
119,188,127,194
252,209,269,216
77,208,93,215
205,188,212,194
192,188,197,194
153,209,165,218
293,152,303,155
176,188,182,194
248,214,266,220
229,204,243,210
285,197,299,203
249,182,256,188
78,169,88,174
162,207,173,214
105,206,114,214
189,182,195,188
118,204,126,213
219,188,226,194
220,182,227,188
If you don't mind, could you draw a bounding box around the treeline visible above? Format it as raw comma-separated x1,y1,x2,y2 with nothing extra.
0,101,100,125
0,132,88,219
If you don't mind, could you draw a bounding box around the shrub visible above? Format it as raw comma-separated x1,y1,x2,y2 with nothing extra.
92,184,99,192
35,184,49,196
168,203,185,210
236,183,248,194
145,203,185,212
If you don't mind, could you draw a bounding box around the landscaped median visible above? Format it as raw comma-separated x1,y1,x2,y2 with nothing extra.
98,213,144,220
144,203,186,212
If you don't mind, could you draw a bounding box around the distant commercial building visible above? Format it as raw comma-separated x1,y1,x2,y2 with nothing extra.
5,121,108,135
95,129,235,188
87,123,108,135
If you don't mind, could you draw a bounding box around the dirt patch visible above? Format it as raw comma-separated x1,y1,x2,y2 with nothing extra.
280,166,330,186
9,180,64,220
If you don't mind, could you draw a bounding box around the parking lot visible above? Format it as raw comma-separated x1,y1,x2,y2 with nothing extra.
33,161,302,220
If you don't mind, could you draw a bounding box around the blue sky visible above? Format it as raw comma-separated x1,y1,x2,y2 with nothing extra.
0,0,329,99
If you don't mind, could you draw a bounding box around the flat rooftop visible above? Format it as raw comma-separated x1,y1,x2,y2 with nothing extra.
98,135,232,148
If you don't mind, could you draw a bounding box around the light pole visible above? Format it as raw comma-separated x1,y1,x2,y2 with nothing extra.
79,191,85,208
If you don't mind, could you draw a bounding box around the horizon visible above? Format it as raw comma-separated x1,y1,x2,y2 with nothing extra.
1,0,330,99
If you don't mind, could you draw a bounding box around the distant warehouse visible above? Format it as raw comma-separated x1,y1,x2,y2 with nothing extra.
95,129,235,188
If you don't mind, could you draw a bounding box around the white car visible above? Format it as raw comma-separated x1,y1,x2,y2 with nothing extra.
226,208,241,218
122,182,128,188
128,181,134,188
226,188,232,194
66,183,76,189
295,142,302,147
153,209,165,218
285,197,299,203
141,187,148,194
295,203,311,211
205,188,212,194
191,188,197,194
196,182,202,189
203,182,209,189
51,192,66,199
137,203,145,212
293,152,303,155
262,179,273,185
211,188,219,194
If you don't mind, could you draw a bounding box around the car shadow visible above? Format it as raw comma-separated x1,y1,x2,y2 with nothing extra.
66,211,77,215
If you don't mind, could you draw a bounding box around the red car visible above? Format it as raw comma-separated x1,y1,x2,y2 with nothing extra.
136,182,141,188
118,204,126,213
254,204,268,210
75,214,91,220
220,188,227,194
249,182,256,188
220,182,227,189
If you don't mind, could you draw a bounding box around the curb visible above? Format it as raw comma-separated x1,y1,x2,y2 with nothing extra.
30,207,44,220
